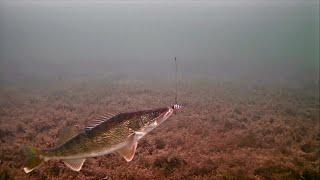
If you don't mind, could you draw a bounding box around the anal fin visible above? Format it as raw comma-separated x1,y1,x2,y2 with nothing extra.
63,158,86,171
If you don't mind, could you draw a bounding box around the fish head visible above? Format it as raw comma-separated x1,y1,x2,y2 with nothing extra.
133,107,173,134
152,104,182,125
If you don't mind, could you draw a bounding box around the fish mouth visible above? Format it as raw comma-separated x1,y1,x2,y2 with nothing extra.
156,108,174,124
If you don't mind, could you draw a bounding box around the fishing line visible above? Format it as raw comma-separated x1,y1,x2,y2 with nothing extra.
174,57,178,105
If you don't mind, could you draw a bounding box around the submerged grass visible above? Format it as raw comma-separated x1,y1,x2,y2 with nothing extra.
0,78,319,179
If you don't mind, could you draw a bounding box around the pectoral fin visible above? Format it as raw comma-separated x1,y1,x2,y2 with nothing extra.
63,158,86,171
116,141,138,162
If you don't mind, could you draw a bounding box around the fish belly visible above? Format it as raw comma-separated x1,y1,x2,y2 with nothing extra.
45,142,128,161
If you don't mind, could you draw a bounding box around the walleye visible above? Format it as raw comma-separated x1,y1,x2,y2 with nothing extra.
23,104,182,173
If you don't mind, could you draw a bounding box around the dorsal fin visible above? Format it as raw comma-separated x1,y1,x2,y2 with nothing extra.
57,126,78,146
84,112,118,132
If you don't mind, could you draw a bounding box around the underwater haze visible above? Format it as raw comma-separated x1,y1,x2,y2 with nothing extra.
0,0,319,179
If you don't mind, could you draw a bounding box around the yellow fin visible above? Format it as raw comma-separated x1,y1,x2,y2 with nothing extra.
57,126,78,146
63,158,85,171
22,146,43,173
85,112,118,131
116,134,138,162
117,142,138,162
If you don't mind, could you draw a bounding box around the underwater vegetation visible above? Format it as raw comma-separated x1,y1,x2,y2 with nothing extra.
0,78,319,179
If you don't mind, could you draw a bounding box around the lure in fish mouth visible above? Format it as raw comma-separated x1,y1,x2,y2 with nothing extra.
23,104,183,173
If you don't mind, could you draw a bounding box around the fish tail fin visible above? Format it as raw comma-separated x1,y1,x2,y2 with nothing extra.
22,146,43,173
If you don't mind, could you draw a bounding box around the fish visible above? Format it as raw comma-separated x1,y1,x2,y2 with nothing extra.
23,104,182,173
